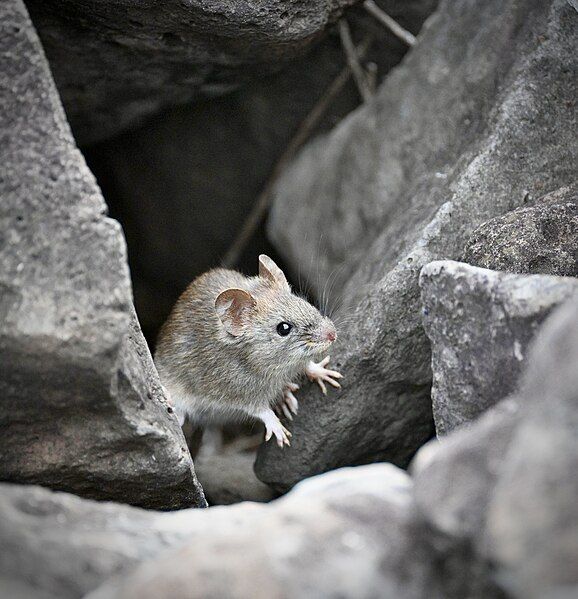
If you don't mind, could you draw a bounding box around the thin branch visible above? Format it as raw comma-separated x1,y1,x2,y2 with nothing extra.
221,36,373,269
363,0,417,47
338,20,372,103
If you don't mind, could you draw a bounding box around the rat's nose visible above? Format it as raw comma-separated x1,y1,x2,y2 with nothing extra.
323,326,337,343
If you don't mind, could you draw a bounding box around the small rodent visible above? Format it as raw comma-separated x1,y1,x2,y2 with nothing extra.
154,255,342,447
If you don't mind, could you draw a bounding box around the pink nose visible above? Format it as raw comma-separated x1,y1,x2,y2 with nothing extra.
325,329,336,342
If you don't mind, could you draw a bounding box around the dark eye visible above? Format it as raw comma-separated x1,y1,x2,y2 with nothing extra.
276,322,292,336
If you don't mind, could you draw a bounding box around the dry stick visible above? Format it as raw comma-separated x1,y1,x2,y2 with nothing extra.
221,36,373,269
338,20,372,103
363,0,417,47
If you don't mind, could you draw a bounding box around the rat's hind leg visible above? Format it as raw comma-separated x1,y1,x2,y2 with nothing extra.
305,356,343,395
255,407,292,448
275,383,299,421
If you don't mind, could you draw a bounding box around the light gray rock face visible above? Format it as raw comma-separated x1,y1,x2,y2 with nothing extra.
87,464,427,599
194,452,276,506
463,184,578,277
0,482,215,599
419,261,578,435
256,0,578,490
0,0,205,509
484,297,578,599
24,0,358,144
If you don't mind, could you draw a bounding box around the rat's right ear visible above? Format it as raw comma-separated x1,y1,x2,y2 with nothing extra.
215,288,257,337
259,254,290,291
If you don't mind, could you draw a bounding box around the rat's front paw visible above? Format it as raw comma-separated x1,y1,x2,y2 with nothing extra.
275,382,299,421
260,409,292,448
306,356,343,395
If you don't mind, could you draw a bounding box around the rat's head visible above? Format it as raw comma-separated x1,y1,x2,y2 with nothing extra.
215,255,336,369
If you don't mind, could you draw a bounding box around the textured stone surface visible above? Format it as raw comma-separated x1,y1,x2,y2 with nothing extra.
484,297,578,599
256,0,578,491
0,483,217,599
84,0,439,341
412,400,519,544
463,183,578,277
0,0,204,508
88,464,426,599
25,0,359,144
195,452,276,505
419,261,578,435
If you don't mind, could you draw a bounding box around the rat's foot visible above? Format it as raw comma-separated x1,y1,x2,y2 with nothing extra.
275,383,299,421
306,356,343,395
258,408,292,448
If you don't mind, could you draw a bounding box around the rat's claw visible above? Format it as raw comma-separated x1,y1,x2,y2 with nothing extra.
306,357,343,396
281,402,293,421
264,415,292,448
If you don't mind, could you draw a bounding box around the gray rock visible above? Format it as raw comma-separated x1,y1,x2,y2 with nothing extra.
483,297,578,599
0,0,204,508
408,401,519,599
412,400,519,543
25,0,358,144
419,261,578,435
87,464,429,599
194,452,276,505
256,0,577,491
463,184,578,277
0,482,219,599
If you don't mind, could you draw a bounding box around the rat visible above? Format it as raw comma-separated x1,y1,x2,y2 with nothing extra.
154,254,342,447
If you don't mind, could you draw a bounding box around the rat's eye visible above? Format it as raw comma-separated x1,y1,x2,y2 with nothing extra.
276,322,293,336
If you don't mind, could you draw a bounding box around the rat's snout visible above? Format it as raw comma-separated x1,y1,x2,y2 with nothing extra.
320,320,337,343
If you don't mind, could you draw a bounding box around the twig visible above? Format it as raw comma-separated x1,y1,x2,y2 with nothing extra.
338,20,372,103
363,0,417,47
221,35,373,269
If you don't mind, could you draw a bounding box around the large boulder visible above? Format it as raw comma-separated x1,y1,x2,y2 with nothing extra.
463,183,578,277
419,261,578,435
483,297,578,599
411,295,578,599
0,482,221,599
0,0,205,508
87,464,426,599
84,0,439,341
256,0,577,491
24,0,359,144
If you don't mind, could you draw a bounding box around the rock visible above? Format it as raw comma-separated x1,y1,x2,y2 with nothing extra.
194,452,276,505
87,464,427,599
412,400,519,543
25,0,359,144
0,0,204,508
483,297,578,599
256,0,578,491
463,183,578,277
0,482,224,599
83,0,439,340
419,261,578,435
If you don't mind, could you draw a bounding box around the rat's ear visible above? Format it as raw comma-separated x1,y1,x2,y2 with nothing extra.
258,254,290,291
215,288,257,337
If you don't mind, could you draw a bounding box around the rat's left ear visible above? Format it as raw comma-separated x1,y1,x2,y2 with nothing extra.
215,288,257,337
259,254,290,291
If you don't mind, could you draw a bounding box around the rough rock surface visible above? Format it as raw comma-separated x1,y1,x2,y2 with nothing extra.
484,297,578,599
0,0,204,508
0,482,218,599
194,452,276,505
87,464,424,599
256,0,578,491
25,0,359,144
84,0,439,340
419,260,578,435
463,184,578,277
412,400,520,544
